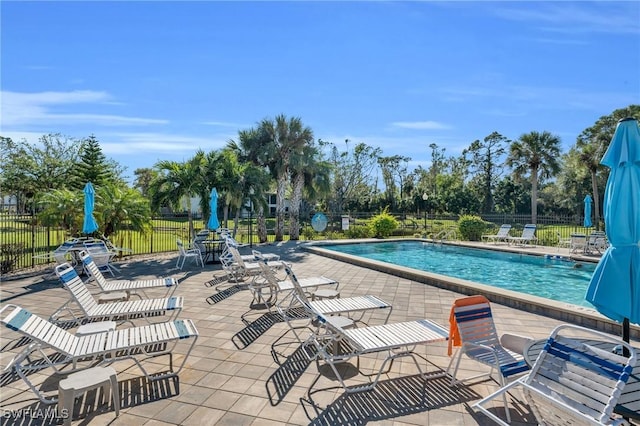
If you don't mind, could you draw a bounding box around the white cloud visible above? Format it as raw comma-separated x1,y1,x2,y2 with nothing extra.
492,3,640,35
0,90,167,127
201,121,247,128
439,84,637,112
390,121,452,130
102,132,231,155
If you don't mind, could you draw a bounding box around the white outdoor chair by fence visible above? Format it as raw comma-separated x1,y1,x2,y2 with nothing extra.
0,304,198,404
33,239,78,265
587,231,609,254
507,224,538,246
570,233,588,254
176,238,203,269
482,224,512,244
83,240,118,276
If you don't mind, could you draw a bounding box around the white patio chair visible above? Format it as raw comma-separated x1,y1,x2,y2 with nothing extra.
587,230,609,254
570,233,588,253
1,304,198,404
80,251,179,298
50,263,183,325
482,224,512,244
272,262,392,343
473,324,637,425
304,300,449,393
446,295,532,423
226,245,282,282
33,239,78,265
507,224,537,246
176,238,203,269
556,232,571,251
83,240,118,276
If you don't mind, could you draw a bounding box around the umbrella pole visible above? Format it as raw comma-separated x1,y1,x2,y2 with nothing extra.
623,318,631,357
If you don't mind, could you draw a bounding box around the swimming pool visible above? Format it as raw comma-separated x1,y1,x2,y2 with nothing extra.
320,241,595,308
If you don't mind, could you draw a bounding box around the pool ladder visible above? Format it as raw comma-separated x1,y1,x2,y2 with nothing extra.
433,228,457,243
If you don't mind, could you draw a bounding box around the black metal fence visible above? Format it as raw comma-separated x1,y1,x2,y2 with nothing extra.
0,211,595,274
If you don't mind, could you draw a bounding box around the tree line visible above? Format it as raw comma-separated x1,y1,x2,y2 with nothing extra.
1,106,638,241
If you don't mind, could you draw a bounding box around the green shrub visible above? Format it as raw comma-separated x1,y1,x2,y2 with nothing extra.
324,230,345,240
1,243,24,274
457,215,487,241
369,209,399,238
345,225,373,239
301,226,317,240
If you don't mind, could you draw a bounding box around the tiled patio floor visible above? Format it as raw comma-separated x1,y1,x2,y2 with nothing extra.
0,241,632,425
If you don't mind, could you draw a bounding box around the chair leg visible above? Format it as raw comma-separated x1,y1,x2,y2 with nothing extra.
109,373,120,417
446,350,463,385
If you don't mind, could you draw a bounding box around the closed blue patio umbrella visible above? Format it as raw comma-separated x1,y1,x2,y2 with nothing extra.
583,194,593,228
82,182,99,234
586,117,640,345
207,188,220,231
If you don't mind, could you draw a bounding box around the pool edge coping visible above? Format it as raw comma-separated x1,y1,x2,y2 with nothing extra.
302,238,639,340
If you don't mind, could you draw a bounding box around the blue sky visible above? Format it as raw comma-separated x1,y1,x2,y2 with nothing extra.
2,1,639,182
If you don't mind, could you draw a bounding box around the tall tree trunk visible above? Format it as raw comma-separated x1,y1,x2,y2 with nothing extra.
257,205,267,243
275,174,288,241
187,208,194,240
289,173,304,240
530,166,538,225
233,209,240,238
590,169,601,231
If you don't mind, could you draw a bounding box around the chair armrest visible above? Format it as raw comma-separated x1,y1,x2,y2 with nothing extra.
500,333,534,355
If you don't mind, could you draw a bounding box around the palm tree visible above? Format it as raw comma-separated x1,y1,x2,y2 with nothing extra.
227,128,273,243
37,184,153,246
289,143,332,240
214,149,244,227
148,151,206,239
98,182,152,240
506,131,561,224
259,115,314,241
37,189,84,237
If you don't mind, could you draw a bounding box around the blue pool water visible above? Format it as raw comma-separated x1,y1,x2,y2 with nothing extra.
322,241,596,308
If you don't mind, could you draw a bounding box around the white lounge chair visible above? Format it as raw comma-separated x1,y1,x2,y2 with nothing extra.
473,324,637,425
570,233,588,253
176,238,203,269
221,236,279,262
265,262,392,342
305,305,449,393
226,245,283,282
1,304,198,404
482,224,512,244
446,295,531,423
51,263,183,325
253,260,339,310
80,251,179,298
507,224,537,246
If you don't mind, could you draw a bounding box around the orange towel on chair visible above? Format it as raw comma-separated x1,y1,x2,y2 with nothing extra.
447,295,491,356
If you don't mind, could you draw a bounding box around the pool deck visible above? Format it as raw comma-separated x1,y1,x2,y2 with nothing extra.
0,239,636,425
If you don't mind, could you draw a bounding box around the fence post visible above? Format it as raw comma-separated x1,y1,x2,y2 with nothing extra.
31,218,36,268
